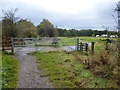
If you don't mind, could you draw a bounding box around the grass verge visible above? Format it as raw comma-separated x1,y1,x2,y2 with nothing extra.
2,52,19,88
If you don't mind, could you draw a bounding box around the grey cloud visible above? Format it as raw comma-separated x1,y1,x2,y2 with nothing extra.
0,0,118,30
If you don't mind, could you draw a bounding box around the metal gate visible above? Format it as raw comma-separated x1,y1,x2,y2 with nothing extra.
12,37,78,53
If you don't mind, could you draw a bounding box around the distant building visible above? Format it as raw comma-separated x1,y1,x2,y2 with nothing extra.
96,35,100,37
110,35,116,38
101,34,108,37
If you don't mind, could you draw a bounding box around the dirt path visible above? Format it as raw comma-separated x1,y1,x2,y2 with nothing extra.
15,48,53,88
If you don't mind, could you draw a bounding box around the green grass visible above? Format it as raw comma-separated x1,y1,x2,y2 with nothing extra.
2,52,19,88
31,51,117,88
58,38,77,46
78,37,117,52
62,37,117,52
78,37,116,43
57,37,117,52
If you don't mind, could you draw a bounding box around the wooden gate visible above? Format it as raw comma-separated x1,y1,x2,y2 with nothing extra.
76,38,95,53
77,42,88,52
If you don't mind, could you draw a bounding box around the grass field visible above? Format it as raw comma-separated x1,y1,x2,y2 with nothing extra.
58,37,117,52
31,51,118,88
2,52,18,88
79,37,113,43
59,37,116,43
58,38,77,46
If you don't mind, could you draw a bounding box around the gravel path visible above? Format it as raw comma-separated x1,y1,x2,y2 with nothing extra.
15,47,54,88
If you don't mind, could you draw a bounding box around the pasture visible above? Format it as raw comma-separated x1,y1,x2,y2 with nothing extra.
58,37,117,52
1,36,119,88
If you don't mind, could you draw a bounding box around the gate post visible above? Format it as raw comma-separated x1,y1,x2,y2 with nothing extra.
35,38,38,51
85,43,88,52
91,42,95,53
76,38,79,50
2,38,4,51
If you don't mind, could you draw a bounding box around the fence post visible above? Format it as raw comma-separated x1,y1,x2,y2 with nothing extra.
85,43,88,52
11,38,14,54
35,38,38,51
2,37,4,51
80,42,83,51
91,42,95,53
76,38,79,50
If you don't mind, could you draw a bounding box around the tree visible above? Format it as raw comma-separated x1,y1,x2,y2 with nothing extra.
0,21,2,37
2,8,19,37
37,19,58,37
63,30,71,37
16,19,37,37
69,29,78,37
58,28,66,37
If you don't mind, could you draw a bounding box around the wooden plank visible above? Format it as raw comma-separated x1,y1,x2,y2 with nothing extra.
2,41,12,43
13,38,35,40
2,46,12,49
2,37,12,38
3,48,13,50
2,45,12,47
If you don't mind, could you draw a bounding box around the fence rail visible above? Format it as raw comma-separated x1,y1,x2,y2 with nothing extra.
12,37,77,47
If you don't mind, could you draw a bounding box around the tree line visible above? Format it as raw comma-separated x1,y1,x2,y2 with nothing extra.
1,9,117,38
57,28,117,37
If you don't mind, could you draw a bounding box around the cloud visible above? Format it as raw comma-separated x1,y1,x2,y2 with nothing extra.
0,0,119,30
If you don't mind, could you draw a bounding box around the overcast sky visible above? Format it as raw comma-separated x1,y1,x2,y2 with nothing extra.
0,0,119,30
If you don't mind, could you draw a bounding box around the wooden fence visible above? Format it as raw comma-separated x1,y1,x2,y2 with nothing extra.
76,38,95,53
1,37,13,53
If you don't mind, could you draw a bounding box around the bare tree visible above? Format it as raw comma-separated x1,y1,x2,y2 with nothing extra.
2,8,19,37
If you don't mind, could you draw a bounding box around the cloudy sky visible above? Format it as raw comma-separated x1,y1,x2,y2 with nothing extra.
0,0,119,30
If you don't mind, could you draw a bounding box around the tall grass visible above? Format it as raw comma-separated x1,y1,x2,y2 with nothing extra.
75,46,119,87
